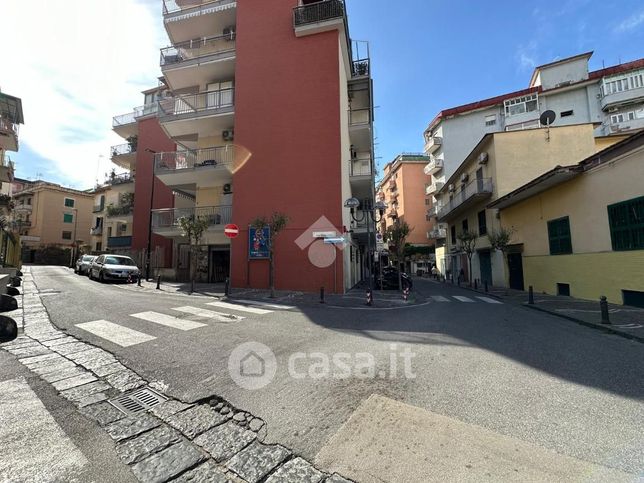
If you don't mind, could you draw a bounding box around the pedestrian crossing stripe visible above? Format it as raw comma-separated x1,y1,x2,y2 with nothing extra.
171,306,244,321
475,296,503,304
431,295,502,304
206,301,273,315
431,296,451,302
76,320,156,347
130,311,207,331
452,296,475,303
230,299,295,310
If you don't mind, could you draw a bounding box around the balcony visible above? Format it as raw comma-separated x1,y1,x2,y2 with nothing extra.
13,204,32,213
601,86,644,111
151,205,232,238
605,116,644,135
107,172,135,188
106,204,133,218
107,236,132,248
0,92,23,152
155,146,234,189
161,34,236,92
163,0,237,44
423,157,444,176
0,118,19,152
293,0,346,37
427,227,447,240
90,226,103,236
158,88,234,139
425,180,444,195
437,178,493,222
0,158,15,183
112,104,158,139
427,204,440,218
93,204,105,213
424,135,442,154
110,143,137,170
351,58,370,78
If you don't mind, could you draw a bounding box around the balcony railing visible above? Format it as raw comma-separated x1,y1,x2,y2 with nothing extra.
158,88,235,120
427,205,440,217
352,58,370,78
423,157,444,176
438,178,493,220
93,204,104,213
90,226,103,236
13,204,32,212
348,158,372,177
106,204,133,217
0,118,18,137
162,0,232,15
108,172,135,186
161,34,236,67
424,135,442,154
112,103,158,128
155,146,234,172
425,181,444,195
111,143,136,158
293,0,345,27
349,108,371,126
107,236,132,248
151,205,232,229
427,228,447,240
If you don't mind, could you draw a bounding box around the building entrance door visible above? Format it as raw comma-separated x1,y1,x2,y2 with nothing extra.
507,252,524,290
210,249,230,283
479,250,493,286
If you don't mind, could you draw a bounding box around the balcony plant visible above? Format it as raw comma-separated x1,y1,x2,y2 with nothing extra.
126,135,138,153
250,212,290,298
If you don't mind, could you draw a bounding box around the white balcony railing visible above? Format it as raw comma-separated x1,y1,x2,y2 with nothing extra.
425,180,444,195
424,135,442,154
162,0,234,15
155,146,234,172
349,158,372,177
112,103,158,128
427,227,447,239
423,156,444,176
152,205,232,229
158,88,234,121
160,33,236,67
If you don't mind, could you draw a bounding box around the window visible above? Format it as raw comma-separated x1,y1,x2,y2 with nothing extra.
602,72,644,95
462,219,469,233
424,198,430,205
426,214,432,221
62,231,72,240
27,198,32,205
504,93,539,117
450,225,456,244
63,213,73,223
607,196,644,251
478,210,487,236
64,198,75,208
557,283,571,296
560,110,574,117
547,216,572,255
484,114,496,126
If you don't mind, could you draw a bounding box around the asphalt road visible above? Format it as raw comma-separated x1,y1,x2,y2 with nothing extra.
32,265,644,479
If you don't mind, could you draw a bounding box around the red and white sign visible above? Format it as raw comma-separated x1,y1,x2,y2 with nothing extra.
224,224,239,239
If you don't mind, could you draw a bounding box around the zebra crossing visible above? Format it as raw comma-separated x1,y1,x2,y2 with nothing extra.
430,295,503,304
74,300,284,348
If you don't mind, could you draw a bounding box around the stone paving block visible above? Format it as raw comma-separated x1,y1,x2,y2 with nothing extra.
66,347,103,363
60,380,112,402
194,421,256,463
40,365,87,383
19,352,60,365
2,340,39,350
78,355,118,372
150,399,194,421
167,405,228,439
35,332,67,343
31,361,77,375
80,401,126,426
22,355,69,371
105,412,161,442
172,460,232,483
52,341,93,356
265,457,324,483
8,345,52,358
324,474,353,483
115,425,182,464
131,441,205,483
77,392,109,408
91,361,127,377
225,441,291,483
42,336,77,347
105,369,145,392
52,372,97,391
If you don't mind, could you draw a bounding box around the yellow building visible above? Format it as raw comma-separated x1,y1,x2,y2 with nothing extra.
490,131,644,306
90,174,135,254
433,123,626,287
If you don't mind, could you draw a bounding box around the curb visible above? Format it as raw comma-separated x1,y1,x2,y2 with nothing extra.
523,303,644,344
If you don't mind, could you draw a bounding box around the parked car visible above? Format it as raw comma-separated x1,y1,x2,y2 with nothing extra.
89,255,140,283
374,267,413,290
75,255,97,275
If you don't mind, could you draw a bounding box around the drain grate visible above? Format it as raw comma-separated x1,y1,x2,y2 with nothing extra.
108,387,167,415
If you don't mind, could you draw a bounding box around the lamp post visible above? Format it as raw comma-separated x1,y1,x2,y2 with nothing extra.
69,207,78,268
344,197,386,291
145,148,157,281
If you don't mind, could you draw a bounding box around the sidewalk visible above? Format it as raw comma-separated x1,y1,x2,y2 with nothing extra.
434,278,644,343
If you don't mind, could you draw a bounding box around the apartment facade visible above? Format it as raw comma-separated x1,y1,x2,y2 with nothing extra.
152,0,375,292
424,52,644,245
490,131,644,306
434,124,625,288
12,182,93,262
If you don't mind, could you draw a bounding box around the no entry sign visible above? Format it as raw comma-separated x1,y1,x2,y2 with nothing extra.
224,224,239,238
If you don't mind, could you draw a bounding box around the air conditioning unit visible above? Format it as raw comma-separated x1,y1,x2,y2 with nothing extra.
448,184,455,192
222,129,234,141
478,152,488,164
460,173,469,183
223,183,232,194
223,26,236,40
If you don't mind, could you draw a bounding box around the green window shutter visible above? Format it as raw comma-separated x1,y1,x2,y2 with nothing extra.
547,216,572,255
63,213,73,223
64,198,75,208
608,196,644,251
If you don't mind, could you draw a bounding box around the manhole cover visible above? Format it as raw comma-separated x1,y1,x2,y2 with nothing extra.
108,387,167,415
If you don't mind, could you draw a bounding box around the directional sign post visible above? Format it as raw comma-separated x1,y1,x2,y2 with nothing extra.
224,224,239,296
224,224,239,239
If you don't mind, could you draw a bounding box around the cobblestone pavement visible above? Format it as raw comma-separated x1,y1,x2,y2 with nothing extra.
0,269,353,483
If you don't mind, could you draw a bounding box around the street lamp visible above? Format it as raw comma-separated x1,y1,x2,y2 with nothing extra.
344,197,386,292
145,148,157,281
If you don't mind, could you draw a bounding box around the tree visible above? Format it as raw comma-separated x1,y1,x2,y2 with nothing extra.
456,230,478,286
178,215,210,294
487,226,515,287
384,220,412,291
250,212,289,298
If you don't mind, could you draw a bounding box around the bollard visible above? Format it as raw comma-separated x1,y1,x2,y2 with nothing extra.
484,281,488,293
137,275,142,287
528,285,534,305
320,287,325,304
457,277,461,287
474,279,478,290
224,277,230,296
600,296,610,324
402,286,409,302
366,288,373,306
156,275,161,290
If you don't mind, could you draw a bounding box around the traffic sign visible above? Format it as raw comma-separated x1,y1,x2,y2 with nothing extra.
224,224,239,238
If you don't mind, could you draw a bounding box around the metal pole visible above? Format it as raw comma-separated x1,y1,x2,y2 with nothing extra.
320,286,325,304
145,149,157,281
156,275,161,290
366,210,373,292
528,285,534,304
600,296,610,324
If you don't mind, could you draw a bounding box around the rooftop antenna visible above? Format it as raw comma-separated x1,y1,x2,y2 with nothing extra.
540,110,556,142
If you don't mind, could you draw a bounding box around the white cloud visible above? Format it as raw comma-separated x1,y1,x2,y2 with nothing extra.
614,10,644,33
516,41,539,71
0,0,167,188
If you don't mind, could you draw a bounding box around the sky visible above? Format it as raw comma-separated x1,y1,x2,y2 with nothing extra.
1,0,643,189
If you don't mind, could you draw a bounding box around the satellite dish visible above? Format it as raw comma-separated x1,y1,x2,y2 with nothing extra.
540,110,556,127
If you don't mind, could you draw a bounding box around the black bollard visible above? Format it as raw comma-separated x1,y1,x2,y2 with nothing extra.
528,285,534,305
484,281,488,293
600,296,610,324
320,287,325,304
137,275,142,287
474,279,478,290
224,277,230,296
156,275,161,290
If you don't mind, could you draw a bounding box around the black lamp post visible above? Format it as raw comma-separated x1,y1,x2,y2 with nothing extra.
145,148,157,281
344,197,386,290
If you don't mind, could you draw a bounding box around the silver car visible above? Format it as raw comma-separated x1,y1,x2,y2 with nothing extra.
75,255,96,275
89,255,140,283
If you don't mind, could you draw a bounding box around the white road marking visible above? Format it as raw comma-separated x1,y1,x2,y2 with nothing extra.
171,306,244,321
76,320,156,347
0,377,88,481
431,295,451,302
231,299,295,310
452,296,475,303
206,301,273,315
476,296,503,304
130,311,207,331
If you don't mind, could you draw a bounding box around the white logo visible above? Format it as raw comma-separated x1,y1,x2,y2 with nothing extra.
295,216,348,268
228,342,277,390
